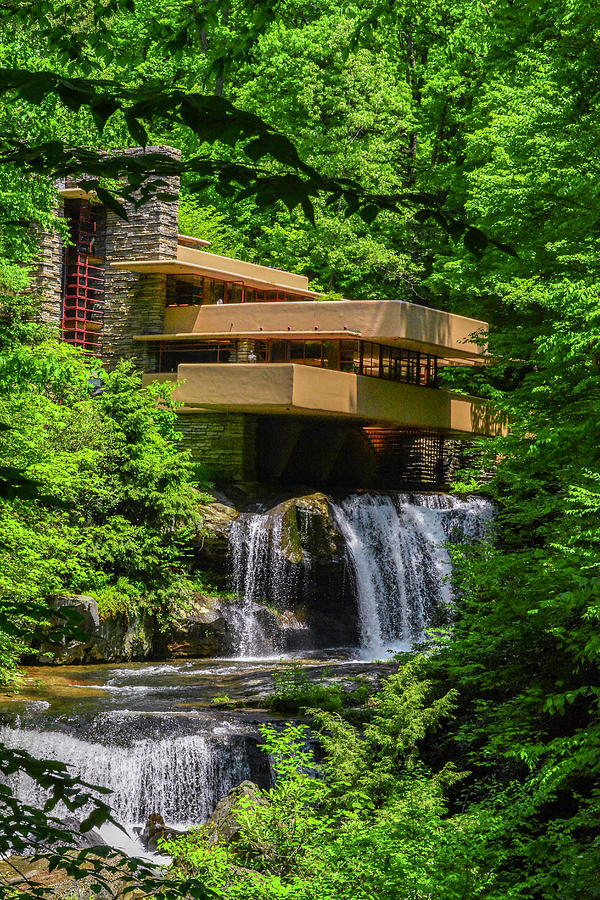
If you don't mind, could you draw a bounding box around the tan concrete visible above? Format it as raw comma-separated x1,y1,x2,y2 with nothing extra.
143,363,504,436
59,187,93,200
178,234,211,248
156,299,487,360
111,246,320,297
135,329,361,341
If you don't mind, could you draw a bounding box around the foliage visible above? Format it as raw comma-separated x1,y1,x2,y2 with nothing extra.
268,664,344,714
0,346,204,658
167,662,497,898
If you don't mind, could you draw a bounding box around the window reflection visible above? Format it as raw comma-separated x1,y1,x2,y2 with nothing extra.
167,276,313,306
151,338,438,387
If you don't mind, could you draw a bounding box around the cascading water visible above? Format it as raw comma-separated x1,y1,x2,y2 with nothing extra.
331,493,494,659
0,719,252,854
228,492,493,659
229,510,299,657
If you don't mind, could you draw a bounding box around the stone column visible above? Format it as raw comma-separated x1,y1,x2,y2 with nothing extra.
101,145,181,371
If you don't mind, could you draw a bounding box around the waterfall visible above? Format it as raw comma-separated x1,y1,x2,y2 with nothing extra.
331,493,494,659
229,510,298,657
0,723,252,831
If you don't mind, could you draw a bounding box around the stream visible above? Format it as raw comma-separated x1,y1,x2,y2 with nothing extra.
0,491,493,860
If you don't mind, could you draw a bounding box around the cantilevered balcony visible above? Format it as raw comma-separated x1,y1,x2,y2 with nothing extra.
135,299,488,363
144,364,503,437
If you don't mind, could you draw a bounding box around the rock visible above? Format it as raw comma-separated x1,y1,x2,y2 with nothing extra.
56,815,107,849
252,604,312,652
31,595,155,666
140,813,186,853
34,595,100,665
88,612,154,663
257,493,358,647
191,501,239,579
203,781,266,845
295,492,346,562
55,595,100,633
167,593,231,657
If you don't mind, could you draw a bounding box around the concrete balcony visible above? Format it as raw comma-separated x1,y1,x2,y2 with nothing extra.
144,363,504,437
153,299,487,362
112,245,319,298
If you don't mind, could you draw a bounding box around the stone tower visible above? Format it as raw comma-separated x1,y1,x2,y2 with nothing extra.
40,145,180,370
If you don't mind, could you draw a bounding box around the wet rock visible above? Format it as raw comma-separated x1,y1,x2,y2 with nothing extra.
203,781,266,845
89,612,154,663
252,604,312,652
56,815,107,849
167,593,231,657
140,813,186,853
192,501,239,579
268,492,358,647
263,492,344,565
296,492,346,562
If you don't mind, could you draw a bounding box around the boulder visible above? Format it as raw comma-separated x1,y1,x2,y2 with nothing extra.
295,492,346,563
258,493,358,647
191,502,239,579
88,612,154,663
203,781,266,845
34,595,100,665
56,815,107,849
32,595,156,666
167,593,230,657
140,813,186,853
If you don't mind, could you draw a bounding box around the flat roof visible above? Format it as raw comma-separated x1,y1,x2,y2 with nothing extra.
178,234,211,248
142,364,504,436
156,299,488,359
133,330,362,341
111,246,319,297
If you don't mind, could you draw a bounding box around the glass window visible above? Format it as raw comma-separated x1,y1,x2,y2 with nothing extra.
170,275,204,306
303,341,324,366
325,342,340,370
289,342,306,363
270,341,290,362
339,341,357,372
228,283,244,303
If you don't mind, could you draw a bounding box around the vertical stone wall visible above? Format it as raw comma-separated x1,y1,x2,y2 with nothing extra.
100,145,181,371
33,210,64,333
175,412,258,482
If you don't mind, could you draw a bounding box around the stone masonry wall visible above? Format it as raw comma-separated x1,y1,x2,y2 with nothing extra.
175,412,258,482
100,145,181,371
34,210,64,333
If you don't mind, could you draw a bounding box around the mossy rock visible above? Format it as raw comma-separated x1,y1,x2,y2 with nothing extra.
267,492,344,566
203,781,266,845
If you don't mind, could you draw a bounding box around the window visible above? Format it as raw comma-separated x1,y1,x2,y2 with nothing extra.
357,342,439,387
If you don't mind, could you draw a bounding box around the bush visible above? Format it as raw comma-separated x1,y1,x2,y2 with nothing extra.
268,664,345,715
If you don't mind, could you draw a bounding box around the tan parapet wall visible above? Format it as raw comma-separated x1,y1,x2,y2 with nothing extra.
161,299,488,360
176,246,310,292
145,363,505,437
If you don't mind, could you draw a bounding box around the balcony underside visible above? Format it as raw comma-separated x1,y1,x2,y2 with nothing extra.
145,364,504,437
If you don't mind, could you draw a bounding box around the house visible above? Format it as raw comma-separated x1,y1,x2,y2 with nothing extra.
38,147,502,486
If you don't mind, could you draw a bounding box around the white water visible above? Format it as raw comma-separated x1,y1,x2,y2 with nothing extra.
331,493,494,659
229,492,493,660
0,723,251,855
229,510,299,657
